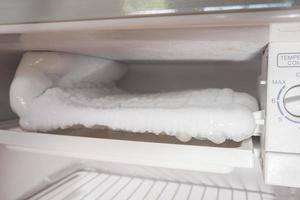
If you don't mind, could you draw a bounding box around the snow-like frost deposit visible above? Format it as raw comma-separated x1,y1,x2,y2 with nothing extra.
10,52,258,143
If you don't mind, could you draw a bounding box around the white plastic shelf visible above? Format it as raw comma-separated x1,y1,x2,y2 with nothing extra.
26,170,275,200
0,119,255,174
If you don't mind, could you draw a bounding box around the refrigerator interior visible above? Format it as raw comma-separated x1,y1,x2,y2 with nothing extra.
0,14,300,199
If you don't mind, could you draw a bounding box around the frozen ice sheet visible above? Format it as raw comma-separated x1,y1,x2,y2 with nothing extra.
10,52,258,143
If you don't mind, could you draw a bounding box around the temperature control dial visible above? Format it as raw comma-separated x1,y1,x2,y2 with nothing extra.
283,85,300,117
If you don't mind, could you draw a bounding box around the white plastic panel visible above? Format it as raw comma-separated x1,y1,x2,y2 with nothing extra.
26,170,276,200
0,26,269,61
0,128,254,173
265,152,300,188
270,23,300,43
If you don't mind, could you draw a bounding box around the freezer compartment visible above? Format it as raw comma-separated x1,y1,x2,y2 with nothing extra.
0,21,268,130
0,20,266,177
9,51,261,144
0,48,262,175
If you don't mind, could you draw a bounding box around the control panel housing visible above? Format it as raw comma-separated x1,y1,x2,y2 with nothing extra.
265,42,300,154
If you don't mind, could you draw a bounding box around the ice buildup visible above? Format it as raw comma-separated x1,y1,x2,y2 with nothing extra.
10,52,258,143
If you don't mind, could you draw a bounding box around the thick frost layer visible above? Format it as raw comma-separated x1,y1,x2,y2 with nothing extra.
10,52,258,143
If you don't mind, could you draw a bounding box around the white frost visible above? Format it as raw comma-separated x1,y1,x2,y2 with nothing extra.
10,52,258,143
